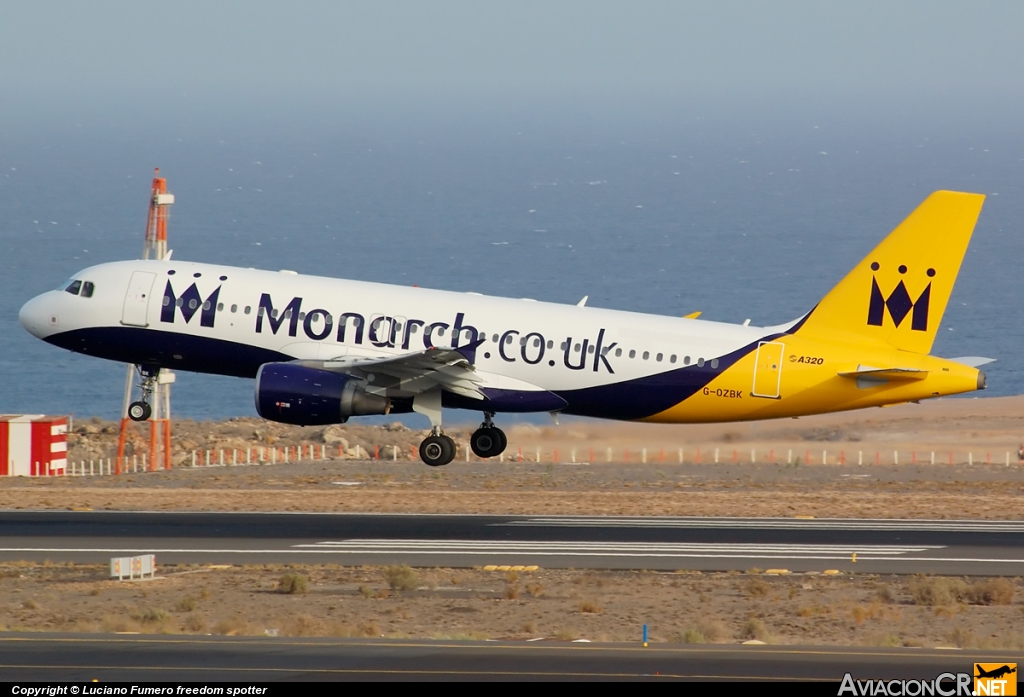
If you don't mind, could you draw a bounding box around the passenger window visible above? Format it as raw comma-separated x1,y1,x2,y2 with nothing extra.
561,341,568,350
217,303,225,312
670,355,677,364
711,358,719,369
493,334,500,343
629,349,636,359
533,338,541,348
520,337,527,346
615,348,622,357
656,353,663,362
574,343,581,353
697,358,705,367
588,345,595,354
298,312,306,321
546,340,553,349
230,304,238,313
202,301,211,311
64,280,82,295
684,356,691,365
642,351,650,360
81,282,95,298
244,306,251,315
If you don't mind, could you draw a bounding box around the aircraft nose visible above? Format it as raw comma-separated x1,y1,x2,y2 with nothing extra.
19,292,55,339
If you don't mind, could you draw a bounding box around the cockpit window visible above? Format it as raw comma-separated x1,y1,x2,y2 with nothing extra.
80,281,95,298
64,280,82,295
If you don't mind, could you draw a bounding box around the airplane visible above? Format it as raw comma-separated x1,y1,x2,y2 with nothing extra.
976,665,1016,680
19,190,991,466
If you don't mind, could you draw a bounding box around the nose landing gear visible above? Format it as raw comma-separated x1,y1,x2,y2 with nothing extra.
127,368,159,422
128,401,152,421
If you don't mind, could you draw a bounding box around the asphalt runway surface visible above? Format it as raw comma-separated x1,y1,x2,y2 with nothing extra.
0,511,1023,575
0,634,1015,682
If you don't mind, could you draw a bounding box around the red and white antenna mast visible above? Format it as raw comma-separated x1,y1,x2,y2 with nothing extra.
115,168,175,473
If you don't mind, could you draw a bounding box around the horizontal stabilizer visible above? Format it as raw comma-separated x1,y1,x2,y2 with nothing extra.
838,366,928,381
949,356,996,368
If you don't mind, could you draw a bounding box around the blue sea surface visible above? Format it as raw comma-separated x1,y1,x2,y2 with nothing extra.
1,106,1021,423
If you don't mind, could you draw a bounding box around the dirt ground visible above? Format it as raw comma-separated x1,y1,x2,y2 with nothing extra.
0,562,1020,649
4,395,1024,645
3,394,1021,518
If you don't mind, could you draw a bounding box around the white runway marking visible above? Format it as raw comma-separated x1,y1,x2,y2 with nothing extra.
295,539,944,560
496,517,1024,532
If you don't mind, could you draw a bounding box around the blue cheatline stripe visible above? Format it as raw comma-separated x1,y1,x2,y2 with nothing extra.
45,325,799,421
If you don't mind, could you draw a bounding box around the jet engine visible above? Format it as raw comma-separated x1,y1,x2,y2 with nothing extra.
255,362,389,426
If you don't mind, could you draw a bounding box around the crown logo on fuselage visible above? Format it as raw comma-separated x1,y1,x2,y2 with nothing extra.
866,262,933,332
160,280,221,328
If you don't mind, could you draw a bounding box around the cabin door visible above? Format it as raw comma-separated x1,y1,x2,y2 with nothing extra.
121,271,156,327
751,341,784,399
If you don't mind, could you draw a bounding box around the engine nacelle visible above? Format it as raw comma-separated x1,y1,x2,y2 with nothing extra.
255,363,389,426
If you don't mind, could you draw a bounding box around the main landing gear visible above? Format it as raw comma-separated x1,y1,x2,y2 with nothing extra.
470,413,507,459
419,430,457,467
415,413,507,467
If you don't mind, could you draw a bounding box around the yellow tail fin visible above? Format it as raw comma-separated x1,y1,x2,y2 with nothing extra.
797,190,985,354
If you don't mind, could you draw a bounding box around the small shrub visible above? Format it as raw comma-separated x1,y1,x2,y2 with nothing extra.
746,578,770,598
176,597,198,612
864,633,901,647
134,607,170,625
875,585,894,603
22,599,38,610
740,617,772,642
554,628,579,641
965,579,1014,605
278,573,308,594
358,585,374,599
676,629,705,644
909,577,967,606
526,582,544,597
579,600,603,614
382,565,419,592
521,621,538,634
695,618,730,643
505,583,520,600
948,627,977,648
184,614,207,632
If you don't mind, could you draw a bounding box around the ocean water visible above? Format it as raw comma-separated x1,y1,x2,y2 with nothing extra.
2,106,1022,422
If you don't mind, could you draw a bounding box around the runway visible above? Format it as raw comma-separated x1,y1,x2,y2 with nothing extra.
0,634,1014,682
0,511,1022,574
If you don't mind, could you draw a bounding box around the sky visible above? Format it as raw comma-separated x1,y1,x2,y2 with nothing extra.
3,1,1024,418
3,1,1024,130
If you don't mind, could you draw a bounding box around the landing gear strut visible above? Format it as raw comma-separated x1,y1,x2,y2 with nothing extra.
470,413,507,459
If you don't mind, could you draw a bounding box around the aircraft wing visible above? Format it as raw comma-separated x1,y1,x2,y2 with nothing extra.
302,342,486,401
838,366,928,381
